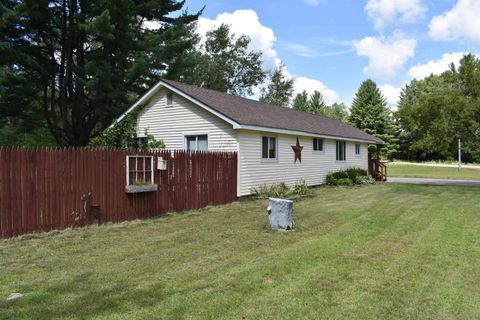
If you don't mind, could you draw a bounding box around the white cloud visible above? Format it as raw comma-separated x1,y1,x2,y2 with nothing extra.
197,10,341,104
304,0,323,6
197,10,277,68
277,61,340,105
365,0,426,30
379,84,401,108
429,0,480,47
282,43,318,57
408,52,464,80
293,77,341,105
354,32,417,80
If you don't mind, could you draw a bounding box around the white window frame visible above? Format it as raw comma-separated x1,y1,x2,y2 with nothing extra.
355,143,361,156
261,135,278,162
184,134,209,151
126,156,154,186
312,138,325,154
336,140,346,162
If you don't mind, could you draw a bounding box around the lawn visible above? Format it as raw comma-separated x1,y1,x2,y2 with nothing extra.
388,163,480,180
1,184,480,319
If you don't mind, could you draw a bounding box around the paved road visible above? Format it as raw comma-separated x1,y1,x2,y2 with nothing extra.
392,162,480,170
388,177,480,187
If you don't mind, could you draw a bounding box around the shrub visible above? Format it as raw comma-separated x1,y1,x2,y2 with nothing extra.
285,181,311,198
326,167,373,186
251,181,312,199
355,175,376,185
336,178,353,186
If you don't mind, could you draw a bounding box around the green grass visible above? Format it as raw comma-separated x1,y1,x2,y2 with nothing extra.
1,184,480,319
389,163,480,180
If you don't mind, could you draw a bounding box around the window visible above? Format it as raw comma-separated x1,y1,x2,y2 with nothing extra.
137,136,147,148
313,138,324,152
185,135,208,151
336,141,346,161
166,92,173,106
355,143,361,155
126,156,154,186
262,136,277,159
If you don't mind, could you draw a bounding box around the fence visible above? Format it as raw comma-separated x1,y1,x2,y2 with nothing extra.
0,148,237,238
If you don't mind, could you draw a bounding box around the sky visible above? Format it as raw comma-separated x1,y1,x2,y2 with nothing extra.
181,0,480,108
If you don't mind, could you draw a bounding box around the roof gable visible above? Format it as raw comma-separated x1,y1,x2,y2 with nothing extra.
115,79,383,144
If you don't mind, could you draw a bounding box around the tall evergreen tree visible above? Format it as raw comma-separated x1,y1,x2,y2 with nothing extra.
0,0,200,146
308,91,328,115
349,79,399,159
259,63,294,106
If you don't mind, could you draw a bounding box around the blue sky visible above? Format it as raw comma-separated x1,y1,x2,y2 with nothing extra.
183,0,479,107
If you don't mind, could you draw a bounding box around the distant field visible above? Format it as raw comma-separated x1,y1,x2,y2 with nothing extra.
388,163,480,180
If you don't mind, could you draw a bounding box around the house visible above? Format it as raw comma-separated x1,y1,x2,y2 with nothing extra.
115,79,384,196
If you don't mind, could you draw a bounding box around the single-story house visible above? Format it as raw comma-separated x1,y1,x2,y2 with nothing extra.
116,79,384,196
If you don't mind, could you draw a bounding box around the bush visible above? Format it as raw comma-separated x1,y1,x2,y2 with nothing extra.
251,181,312,199
326,168,372,186
336,178,353,186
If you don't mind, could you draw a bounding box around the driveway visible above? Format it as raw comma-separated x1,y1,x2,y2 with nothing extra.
388,177,480,187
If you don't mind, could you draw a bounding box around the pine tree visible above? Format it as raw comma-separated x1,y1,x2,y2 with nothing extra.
259,63,294,106
349,79,399,159
307,91,328,115
292,91,309,111
0,0,200,146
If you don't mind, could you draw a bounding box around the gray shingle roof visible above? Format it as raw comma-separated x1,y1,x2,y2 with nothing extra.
162,79,383,144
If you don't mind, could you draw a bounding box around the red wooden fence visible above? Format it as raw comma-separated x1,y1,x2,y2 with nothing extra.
0,148,237,238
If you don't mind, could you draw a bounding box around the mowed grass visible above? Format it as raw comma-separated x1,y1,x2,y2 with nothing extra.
389,163,480,180
1,184,480,319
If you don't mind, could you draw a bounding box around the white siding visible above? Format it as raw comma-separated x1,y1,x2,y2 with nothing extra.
136,88,238,151
238,130,369,196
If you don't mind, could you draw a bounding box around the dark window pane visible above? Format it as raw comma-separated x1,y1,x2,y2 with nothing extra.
313,138,318,151
269,137,276,158
262,137,269,158
319,139,323,151
186,136,196,151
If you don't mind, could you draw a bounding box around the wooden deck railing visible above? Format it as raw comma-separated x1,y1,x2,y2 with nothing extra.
368,158,387,181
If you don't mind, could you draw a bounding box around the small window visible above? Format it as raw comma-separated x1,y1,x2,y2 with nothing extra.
336,141,346,161
355,143,361,155
166,92,173,106
262,136,277,159
138,136,148,149
185,135,208,151
126,156,154,186
313,138,324,152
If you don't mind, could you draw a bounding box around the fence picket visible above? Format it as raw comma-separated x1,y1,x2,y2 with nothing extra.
0,148,237,238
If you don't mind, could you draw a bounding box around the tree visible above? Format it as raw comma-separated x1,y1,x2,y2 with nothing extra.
292,91,309,112
329,102,349,121
396,54,480,162
0,0,200,146
349,79,399,159
259,63,294,106
183,24,266,97
308,91,328,115
292,91,348,121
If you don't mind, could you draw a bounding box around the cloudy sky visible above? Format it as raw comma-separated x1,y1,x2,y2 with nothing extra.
184,0,479,107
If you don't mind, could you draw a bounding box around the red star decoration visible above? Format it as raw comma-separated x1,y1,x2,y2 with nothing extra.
291,137,303,163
